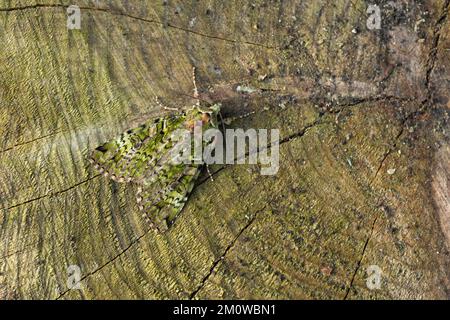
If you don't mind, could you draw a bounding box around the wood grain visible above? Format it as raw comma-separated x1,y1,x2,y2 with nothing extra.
0,0,449,299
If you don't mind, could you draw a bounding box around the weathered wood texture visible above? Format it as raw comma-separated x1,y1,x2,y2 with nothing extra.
0,0,449,299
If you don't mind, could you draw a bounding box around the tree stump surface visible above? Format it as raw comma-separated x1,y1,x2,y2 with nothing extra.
0,0,449,299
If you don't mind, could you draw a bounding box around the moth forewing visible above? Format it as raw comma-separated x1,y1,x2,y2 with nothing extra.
89,103,222,232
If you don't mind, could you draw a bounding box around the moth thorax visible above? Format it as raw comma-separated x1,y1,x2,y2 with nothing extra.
186,114,210,131
201,113,210,124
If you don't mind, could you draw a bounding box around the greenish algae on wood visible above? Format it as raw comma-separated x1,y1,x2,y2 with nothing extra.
0,0,449,299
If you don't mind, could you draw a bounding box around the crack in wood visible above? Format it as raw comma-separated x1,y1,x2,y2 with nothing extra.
55,226,155,300
369,72,449,185
2,174,101,211
0,241,36,261
343,215,379,300
370,125,405,186
189,207,265,299
196,115,326,187
2,0,448,299
0,4,276,50
0,130,61,155
197,95,412,188
425,0,450,100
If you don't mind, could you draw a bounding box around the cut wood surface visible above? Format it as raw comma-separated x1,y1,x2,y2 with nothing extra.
0,0,449,299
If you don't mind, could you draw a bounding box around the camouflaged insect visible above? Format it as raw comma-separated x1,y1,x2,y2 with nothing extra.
89,70,221,232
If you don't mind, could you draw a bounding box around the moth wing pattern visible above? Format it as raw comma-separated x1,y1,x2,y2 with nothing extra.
89,102,221,233
136,164,202,232
90,111,204,232
89,114,186,182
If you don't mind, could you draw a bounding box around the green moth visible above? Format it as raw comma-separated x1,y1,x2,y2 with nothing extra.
89,103,221,232
89,70,221,232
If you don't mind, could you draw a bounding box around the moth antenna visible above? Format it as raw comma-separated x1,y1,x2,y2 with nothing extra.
154,96,165,109
236,111,256,120
155,96,180,112
223,111,256,124
192,67,200,106
206,164,214,182
164,106,180,112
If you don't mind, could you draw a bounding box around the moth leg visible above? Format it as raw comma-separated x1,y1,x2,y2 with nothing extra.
164,106,180,112
154,96,165,109
192,67,200,106
206,164,214,182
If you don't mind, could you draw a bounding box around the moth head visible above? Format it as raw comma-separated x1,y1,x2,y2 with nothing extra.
196,103,221,128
